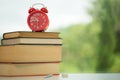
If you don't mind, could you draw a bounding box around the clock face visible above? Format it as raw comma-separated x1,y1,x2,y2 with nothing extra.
27,10,49,32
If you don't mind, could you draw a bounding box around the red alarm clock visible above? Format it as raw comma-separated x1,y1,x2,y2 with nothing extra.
27,3,49,32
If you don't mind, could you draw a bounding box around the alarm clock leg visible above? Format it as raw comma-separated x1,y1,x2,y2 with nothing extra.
32,30,45,32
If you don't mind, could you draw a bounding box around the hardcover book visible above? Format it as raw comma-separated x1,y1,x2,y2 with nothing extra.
1,38,62,45
3,31,60,39
0,62,59,77
0,45,61,63
0,75,59,80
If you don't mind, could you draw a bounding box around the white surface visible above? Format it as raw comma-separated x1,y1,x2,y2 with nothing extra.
0,74,120,80
61,73,120,80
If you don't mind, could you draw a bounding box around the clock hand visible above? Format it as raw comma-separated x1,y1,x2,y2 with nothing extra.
36,19,40,29
34,18,39,22
31,18,39,22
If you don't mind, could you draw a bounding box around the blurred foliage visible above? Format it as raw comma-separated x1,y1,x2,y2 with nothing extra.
59,22,101,73
59,0,120,73
90,0,120,72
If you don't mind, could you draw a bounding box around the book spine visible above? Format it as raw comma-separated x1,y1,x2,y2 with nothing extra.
0,63,60,76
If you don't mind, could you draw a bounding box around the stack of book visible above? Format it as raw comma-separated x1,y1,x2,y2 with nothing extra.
0,31,62,80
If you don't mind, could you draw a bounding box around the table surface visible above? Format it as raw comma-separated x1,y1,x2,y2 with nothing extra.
0,73,120,80
60,73,120,80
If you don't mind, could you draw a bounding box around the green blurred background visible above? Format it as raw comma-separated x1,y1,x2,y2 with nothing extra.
59,0,120,73
0,0,120,73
